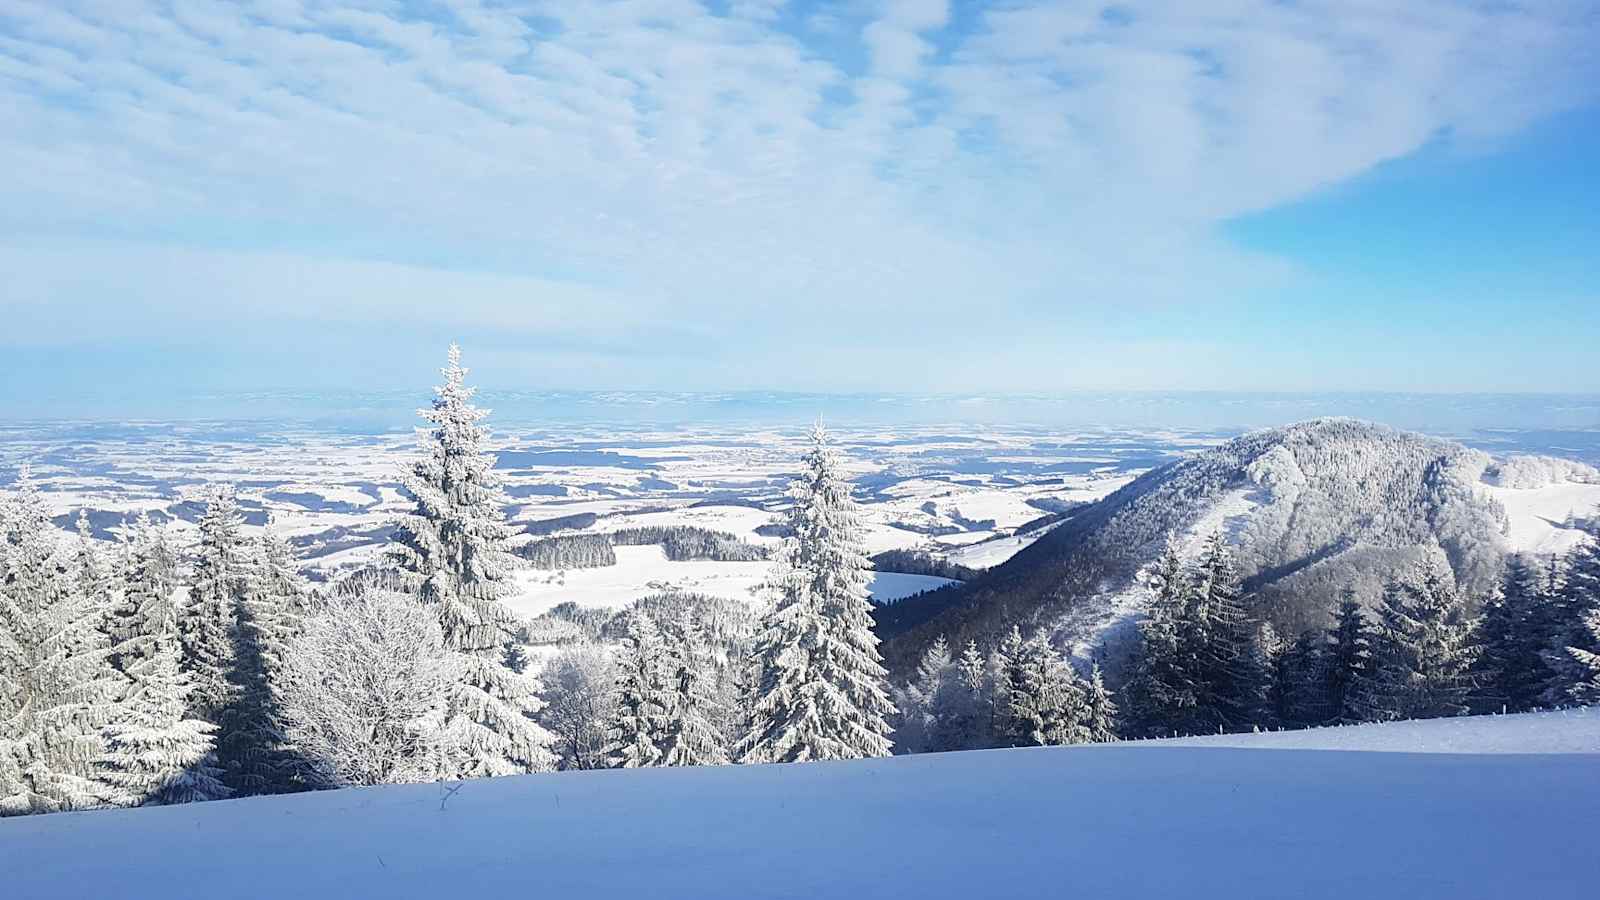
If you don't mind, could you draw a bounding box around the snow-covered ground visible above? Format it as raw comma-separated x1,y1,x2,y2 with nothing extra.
2,710,1593,899
1480,480,1600,556
1165,705,1600,753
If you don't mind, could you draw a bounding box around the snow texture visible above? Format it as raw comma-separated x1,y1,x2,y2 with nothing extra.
0,710,1594,899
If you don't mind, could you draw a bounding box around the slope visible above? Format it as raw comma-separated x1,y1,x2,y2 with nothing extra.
1,711,1595,900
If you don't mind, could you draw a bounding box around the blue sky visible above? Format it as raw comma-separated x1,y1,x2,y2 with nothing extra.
2,1,1598,403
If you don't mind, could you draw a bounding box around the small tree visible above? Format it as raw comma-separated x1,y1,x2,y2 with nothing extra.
277,589,459,787
1323,592,1372,724
540,646,617,771
97,631,228,807
609,611,669,768
1363,561,1480,721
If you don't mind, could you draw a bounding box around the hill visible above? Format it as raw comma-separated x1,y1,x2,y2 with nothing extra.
877,418,1600,676
1,709,1594,899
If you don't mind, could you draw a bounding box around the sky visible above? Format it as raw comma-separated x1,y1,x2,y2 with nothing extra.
2,0,1598,404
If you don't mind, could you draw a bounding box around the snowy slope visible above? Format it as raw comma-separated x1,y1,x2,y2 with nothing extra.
1165,706,1600,753
3,712,1595,900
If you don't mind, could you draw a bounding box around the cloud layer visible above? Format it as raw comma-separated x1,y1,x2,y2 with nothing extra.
1,1,1596,390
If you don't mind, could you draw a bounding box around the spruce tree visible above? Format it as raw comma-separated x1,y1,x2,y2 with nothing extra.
1081,663,1118,743
1565,607,1600,705
105,512,177,673
0,470,118,815
609,610,669,768
736,423,895,763
1543,531,1600,705
1191,534,1269,732
97,629,228,807
658,612,729,767
1124,547,1200,737
390,345,554,777
940,640,991,750
178,484,249,724
1323,592,1372,724
1270,628,1327,728
1473,554,1554,713
1363,560,1480,721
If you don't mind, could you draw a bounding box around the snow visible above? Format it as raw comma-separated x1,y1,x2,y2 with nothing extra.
1480,481,1600,556
2,710,1594,899
1165,706,1600,754
864,571,957,603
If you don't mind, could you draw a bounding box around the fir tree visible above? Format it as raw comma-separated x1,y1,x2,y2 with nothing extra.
736,423,895,763
0,470,118,815
1323,593,1372,724
1473,554,1554,713
1543,530,1600,706
1362,560,1480,721
105,512,177,673
609,611,669,768
940,640,991,751
1270,627,1327,729
1124,547,1200,737
389,345,554,777
658,611,729,767
1191,534,1270,731
1081,662,1118,743
96,629,228,807
178,484,249,724
1565,607,1600,705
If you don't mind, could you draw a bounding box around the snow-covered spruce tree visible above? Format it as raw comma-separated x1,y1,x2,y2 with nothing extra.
278,588,458,787
893,636,953,754
1361,560,1480,721
0,470,120,815
1543,530,1600,706
1190,534,1270,732
221,526,315,796
73,511,115,619
736,423,895,763
96,626,228,807
178,484,250,725
941,639,992,751
1565,607,1600,705
1123,547,1200,737
389,345,554,777
105,512,178,673
1472,554,1554,713
608,610,669,768
658,611,730,767
1268,627,1327,729
1322,592,1372,724
1081,662,1118,743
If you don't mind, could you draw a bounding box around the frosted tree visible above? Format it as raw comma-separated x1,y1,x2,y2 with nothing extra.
1191,534,1269,731
278,589,459,787
97,629,228,807
390,345,553,777
105,512,178,672
1543,530,1600,705
1005,633,1086,747
1269,627,1326,728
73,511,115,619
608,610,670,768
1565,608,1600,705
539,646,617,771
1323,592,1372,724
940,640,991,751
178,485,249,724
736,423,895,763
659,613,730,768
1472,554,1553,713
222,527,314,795
1362,560,1480,721
1081,663,1118,743
1123,547,1199,736
0,470,119,815
894,636,952,753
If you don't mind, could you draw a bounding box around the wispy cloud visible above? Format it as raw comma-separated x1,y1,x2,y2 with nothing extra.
0,1,1595,390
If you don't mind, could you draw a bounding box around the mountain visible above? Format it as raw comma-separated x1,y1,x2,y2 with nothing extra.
877,418,1600,678
2,710,1594,900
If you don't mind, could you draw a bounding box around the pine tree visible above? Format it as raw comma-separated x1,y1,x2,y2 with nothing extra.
105,512,177,673
736,423,895,763
1081,662,1118,743
1473,554,1554,713
1565,607,1600,705
1543,530,1600,706
178,484,249,724
609,611,669,768
222,527,314,795
1191,534,1269,731
0,470,119,815
658,611,729,767
389,345,554,777
96,629,228,807
1362,560,1480,721
1270,627,1327,728
1124,547,1200,737
1323,593,1372,724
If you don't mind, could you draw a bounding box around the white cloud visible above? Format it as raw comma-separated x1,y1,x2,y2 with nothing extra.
0,0,1595,390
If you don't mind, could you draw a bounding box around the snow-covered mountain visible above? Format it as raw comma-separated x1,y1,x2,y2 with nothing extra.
2,708,1594,900
879,418,1600,677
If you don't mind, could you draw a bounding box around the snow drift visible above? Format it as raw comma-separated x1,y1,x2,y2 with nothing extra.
2,710,1595,900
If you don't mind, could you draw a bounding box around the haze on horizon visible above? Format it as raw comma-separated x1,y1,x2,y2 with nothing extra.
2,1,1598,403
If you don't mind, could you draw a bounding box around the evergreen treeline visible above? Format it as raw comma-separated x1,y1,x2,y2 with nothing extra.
610,526,768,562
870,548,982,582
517,533,617,570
